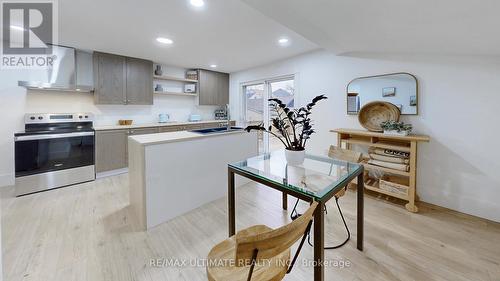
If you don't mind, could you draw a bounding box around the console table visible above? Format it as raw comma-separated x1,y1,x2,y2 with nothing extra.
331,128,430,212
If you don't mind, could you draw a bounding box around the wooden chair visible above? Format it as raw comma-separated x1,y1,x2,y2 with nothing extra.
207,202,318,281
325,145,362,248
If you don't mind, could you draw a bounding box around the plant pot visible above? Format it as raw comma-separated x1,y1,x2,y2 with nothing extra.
285,149,305,165
383,130,410,136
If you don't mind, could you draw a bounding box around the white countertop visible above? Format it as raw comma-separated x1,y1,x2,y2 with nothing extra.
128,129,248,146
94,120,232,131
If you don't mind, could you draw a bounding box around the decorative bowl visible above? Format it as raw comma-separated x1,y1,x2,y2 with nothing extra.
358,101,400,132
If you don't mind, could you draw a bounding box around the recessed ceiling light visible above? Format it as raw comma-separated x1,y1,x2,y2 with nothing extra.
156,37,173,44
190,0,205,7
210,64,217,68
278,38,290,46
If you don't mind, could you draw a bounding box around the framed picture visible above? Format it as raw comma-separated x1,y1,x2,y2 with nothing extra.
410,95,417,106
382,87,396,97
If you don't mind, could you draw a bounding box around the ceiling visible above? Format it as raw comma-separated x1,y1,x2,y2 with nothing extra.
57,0,318,72
242,0,500,57
57,0,500,73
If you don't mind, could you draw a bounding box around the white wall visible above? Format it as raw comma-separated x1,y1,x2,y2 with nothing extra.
230,50,500,222
0,65,218,187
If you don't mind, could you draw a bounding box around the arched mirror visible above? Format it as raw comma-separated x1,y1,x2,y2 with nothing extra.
347,73,418,115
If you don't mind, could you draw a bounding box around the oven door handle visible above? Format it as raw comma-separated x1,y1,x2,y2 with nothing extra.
15,132,95,141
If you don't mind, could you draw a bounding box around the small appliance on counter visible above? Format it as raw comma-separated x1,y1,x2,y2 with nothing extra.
14,113,95,196
214,108,228,120
189,114,202,122
155,84,163,92
159,113,170,123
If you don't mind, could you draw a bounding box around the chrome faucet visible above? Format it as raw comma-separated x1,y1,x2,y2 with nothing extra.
225,104,231,130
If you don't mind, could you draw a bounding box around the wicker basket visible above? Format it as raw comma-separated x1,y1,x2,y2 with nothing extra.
118,120,133,125
358,101,400,132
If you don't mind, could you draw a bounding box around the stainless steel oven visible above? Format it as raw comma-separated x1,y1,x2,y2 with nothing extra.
15,113,95,196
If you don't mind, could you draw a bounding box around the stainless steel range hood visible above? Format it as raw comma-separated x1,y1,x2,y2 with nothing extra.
18,45,94,92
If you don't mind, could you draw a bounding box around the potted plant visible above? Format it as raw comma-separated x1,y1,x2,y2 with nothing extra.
245,94,328,165
380,120,413,136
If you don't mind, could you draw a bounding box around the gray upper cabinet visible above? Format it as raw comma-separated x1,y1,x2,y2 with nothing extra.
198,69,229,106
126,57,153,105
94,52,126,104
94,52,153,105
216,71,229,105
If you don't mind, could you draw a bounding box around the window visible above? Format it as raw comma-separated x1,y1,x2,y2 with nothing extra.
241,75,296,154
270,79,295,108
243,83,265,123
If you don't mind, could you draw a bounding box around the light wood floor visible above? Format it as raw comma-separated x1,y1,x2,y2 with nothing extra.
2,174,500,281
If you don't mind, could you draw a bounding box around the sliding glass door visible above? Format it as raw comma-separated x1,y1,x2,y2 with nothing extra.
242,76,295,154
243,83,266,153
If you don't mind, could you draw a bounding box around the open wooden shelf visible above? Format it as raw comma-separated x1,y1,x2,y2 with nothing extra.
343,138,411,152
153,75,198,83
332,128,430,213
153,91,198,97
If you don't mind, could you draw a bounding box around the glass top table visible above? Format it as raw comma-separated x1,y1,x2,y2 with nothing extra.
229,150,363,200
227,150,365,281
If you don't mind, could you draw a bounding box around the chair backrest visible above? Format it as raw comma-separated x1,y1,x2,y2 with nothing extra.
328,145,362,163
234,201,318,263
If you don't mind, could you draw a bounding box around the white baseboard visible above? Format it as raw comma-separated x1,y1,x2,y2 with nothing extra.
0,173,14,188
96,168,128,179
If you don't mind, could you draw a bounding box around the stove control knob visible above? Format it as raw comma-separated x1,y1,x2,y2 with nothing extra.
85,115,89,118
30,116,35,120
79,116,83,119
38,116,43,120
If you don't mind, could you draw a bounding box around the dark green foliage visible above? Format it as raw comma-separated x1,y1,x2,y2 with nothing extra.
245,94,327,151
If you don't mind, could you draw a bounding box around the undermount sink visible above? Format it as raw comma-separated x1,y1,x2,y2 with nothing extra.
190,126,244,135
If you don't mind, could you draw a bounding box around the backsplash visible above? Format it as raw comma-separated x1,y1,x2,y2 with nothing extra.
25,91,219,126
23,64,219,126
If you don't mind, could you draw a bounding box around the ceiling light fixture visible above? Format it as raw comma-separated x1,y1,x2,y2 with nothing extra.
190,0,205,7
156,37,173,44
210,64,217,68
278,38,289,46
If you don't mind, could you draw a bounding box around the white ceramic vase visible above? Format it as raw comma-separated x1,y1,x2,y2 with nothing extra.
285,149,305,165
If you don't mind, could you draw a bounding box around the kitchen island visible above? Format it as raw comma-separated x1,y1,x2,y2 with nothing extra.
128,129,258,230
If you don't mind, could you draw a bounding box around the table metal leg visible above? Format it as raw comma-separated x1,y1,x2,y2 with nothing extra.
357,171,364,251
228,168,235,237
282,192,288,210
313,200,325,281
